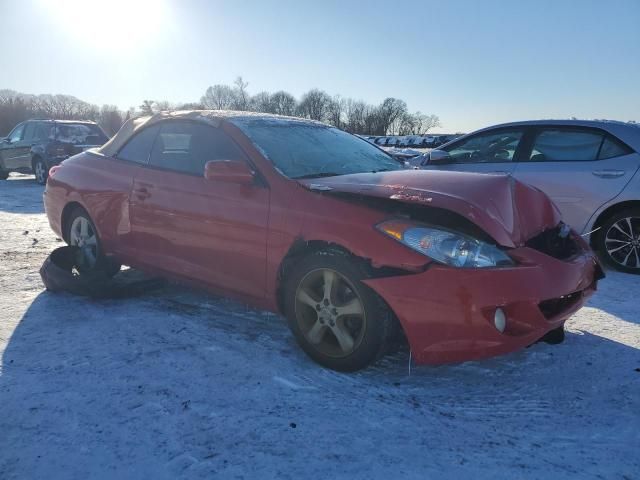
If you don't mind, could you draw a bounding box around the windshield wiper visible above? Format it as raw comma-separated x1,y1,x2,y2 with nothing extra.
292,172,342,179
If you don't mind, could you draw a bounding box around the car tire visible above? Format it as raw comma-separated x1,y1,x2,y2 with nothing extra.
595,208,640,274
0,170,8,180
283,250,394,372
66,207,121,276
33,157,49,185
542,326,565,344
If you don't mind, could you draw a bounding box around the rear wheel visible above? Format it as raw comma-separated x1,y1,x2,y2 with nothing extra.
283,251,393,371
33,157,49,185
595,208,640,274
66,208,120,276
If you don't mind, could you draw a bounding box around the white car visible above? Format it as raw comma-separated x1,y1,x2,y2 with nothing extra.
417,120,640,274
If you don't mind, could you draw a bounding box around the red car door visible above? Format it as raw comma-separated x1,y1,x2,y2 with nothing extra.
102,124,163,259
129,120,270,300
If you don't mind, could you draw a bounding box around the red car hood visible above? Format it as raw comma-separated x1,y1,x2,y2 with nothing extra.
298,170,561,248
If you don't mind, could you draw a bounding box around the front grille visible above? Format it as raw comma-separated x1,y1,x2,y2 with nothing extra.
538,291,582,320
526,224,578,260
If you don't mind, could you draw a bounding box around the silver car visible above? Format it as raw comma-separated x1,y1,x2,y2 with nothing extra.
416,120,640,274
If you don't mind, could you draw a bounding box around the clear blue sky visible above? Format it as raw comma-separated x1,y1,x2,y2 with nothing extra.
0,0,638,132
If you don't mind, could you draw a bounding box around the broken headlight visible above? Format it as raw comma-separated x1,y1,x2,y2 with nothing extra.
377,220,514,268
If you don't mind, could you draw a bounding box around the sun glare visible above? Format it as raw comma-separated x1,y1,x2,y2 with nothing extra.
40,0,169,53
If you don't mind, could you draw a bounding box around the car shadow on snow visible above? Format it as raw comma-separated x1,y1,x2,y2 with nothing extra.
1,161,638,476
1,270,639,477
0,174,44,214
585,268,640,324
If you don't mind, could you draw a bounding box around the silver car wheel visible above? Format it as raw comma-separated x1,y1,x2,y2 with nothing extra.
69,216,99,268
604,216,640,269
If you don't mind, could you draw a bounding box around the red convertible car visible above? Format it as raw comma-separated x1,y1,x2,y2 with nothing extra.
44,111,603,371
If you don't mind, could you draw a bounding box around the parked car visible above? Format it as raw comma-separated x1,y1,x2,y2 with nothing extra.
44,111,602,371
0,119,109,184
417,120,640,274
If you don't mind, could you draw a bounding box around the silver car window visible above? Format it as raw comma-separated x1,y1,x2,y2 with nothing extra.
528,129,603,162
445,130,523,164
598,136,632,160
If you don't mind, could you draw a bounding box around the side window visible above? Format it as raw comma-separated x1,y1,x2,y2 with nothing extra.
528,128,604,162
149,121,247,176
22,123,36,142
444,129,523,164
117,125,161,164
34,123,55,141
7,124,25,143
599,136,632,160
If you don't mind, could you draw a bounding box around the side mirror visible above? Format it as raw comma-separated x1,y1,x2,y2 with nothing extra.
424,149,451,166
204,160,255,185
2,137,10,144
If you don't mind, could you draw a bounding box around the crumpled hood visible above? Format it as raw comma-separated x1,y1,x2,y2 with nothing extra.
298,170,561,248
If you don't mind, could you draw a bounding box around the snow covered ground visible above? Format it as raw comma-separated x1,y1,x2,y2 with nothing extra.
0,173,638,479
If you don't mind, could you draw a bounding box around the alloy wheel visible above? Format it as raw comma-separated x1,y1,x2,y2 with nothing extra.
604,216,640,270
294,268,366,358
34,160,46,184
69,216,99,269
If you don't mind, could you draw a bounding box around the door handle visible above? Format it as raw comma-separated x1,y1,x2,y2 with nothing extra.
592,169,625,178
133,187,150,200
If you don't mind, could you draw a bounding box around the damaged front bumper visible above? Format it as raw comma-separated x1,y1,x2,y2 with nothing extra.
363,245,603,365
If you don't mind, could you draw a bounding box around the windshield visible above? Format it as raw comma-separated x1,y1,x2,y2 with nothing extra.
55,123,108,145
232,118,404,178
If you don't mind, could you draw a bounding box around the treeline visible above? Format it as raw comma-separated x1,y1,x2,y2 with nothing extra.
196,77,441,136
0,77,441,137
0,89,129,137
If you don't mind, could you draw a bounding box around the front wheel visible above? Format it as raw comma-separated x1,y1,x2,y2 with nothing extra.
33,157,49,185
283,251,393,372
595,208,640,274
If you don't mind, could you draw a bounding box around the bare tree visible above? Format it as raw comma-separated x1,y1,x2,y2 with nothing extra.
232,76,250,111
326,95,345,128
98,105,124,136
139,100,155,116
364,105,384,135
298,89,332,122
270,91,297,116
379,98,408,135
200,85,236,110
176,102,205,110
412,113,441,134
0,90,31,135
153,100,172,112
344,99,364,133
396,112,417,136
251,91,273,113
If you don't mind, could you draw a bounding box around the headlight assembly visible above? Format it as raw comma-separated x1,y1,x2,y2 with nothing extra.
377,219,514,268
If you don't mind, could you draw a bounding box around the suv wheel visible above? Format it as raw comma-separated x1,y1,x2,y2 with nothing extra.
596,208,640,274
33,157,49,185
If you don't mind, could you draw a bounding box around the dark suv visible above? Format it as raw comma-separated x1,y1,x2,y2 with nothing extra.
0,119,109,184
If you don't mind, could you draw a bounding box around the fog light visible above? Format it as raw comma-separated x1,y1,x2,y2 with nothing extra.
494,308,506,333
